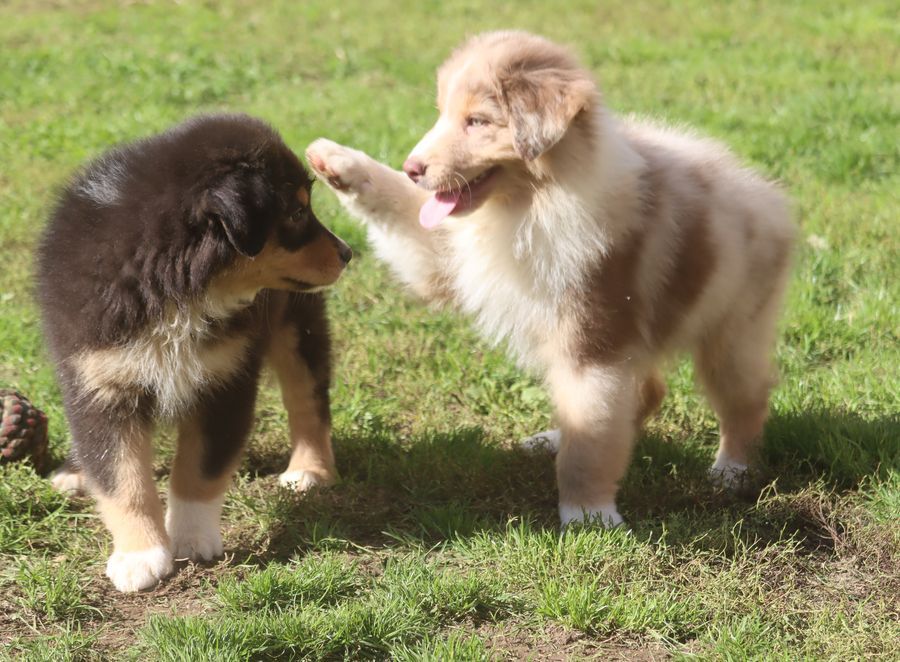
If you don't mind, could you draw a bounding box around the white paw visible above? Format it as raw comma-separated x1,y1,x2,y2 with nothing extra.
559,502,624,528
50,468,86,495
166,495,224,561
106,545,173,593
520,429,561,454
709,454,749,490
278,469,334,492
306,139,372,194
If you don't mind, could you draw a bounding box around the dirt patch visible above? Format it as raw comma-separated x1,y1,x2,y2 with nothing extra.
476,621,671,661
79,558,227,656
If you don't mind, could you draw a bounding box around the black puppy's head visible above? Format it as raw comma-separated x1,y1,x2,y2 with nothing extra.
185,114,351,292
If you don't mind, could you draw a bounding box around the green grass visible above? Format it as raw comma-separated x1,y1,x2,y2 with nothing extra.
1,0,898,659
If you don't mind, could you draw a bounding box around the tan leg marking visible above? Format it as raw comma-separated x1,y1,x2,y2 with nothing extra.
87,422,173,592
715,405,769,468
92,422,167,552
169,417,236,502
269,324,336,491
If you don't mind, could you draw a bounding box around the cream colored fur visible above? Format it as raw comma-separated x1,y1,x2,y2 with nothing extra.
69,288,256,418
307,31,794,526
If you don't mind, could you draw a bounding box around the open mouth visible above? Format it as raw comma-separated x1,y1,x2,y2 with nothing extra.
419,166,499,229
281,277,327,293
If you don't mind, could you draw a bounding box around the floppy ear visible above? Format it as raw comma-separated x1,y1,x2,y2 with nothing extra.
197,171,271,258
500,68,595,160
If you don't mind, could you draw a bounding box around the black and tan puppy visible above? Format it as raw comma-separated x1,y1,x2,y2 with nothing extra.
37,114,351,592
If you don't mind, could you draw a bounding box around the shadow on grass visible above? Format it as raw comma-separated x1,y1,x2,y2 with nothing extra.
762,410,899,489
229,408,898,565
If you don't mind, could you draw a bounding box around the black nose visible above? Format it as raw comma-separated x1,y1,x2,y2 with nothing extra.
338,242,353,265
403,157,427,183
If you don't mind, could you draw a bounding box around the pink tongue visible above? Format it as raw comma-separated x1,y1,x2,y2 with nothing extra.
419,191,461,229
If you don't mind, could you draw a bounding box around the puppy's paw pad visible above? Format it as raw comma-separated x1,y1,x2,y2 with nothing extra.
50,469,86,495
106,546,173,593
559,502,624,529
520,429,561,455
306,139,370,192
708,457,749,491
278,469,336,493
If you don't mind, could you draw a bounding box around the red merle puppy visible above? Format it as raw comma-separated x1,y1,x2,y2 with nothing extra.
36,114,351,592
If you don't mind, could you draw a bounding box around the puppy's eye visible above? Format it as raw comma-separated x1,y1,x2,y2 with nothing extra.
288,207,308,222
465,116,490,129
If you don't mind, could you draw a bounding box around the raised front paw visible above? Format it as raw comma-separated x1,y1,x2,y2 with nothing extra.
306,138,372,194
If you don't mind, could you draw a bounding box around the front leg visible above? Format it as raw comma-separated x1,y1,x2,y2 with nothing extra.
549,361,641,528
69,414,173,592
167,360,261,563
269,295,337,492
306,139,446,301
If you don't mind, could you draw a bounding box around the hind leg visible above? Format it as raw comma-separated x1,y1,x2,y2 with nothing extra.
167,363,260,561
637,370,666,426
50,451,87,495
696,315,779,488
270,294,337,492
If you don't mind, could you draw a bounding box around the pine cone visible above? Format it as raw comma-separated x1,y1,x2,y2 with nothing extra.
0,389,49,473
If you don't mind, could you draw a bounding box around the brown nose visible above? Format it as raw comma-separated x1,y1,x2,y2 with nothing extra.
403,157,427,183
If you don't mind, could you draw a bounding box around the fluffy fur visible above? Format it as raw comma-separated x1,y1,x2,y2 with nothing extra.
306,31,795,527
37,114,352,592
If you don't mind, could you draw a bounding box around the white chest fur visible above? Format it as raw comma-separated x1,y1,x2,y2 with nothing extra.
70,299,253,417
445,187,609,369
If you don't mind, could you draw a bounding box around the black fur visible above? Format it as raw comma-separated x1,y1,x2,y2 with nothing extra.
36,114,338,350
283,292,332,426
195,349,264,479
36,114,344,496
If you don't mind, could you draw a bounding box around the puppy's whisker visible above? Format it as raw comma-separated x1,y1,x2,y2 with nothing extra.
451,173,462,196
453,170,473,199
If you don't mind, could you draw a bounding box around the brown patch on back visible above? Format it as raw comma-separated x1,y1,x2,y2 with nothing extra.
572,154,718,363
650,203,716,344
573,227,647,364
689,164,713,195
